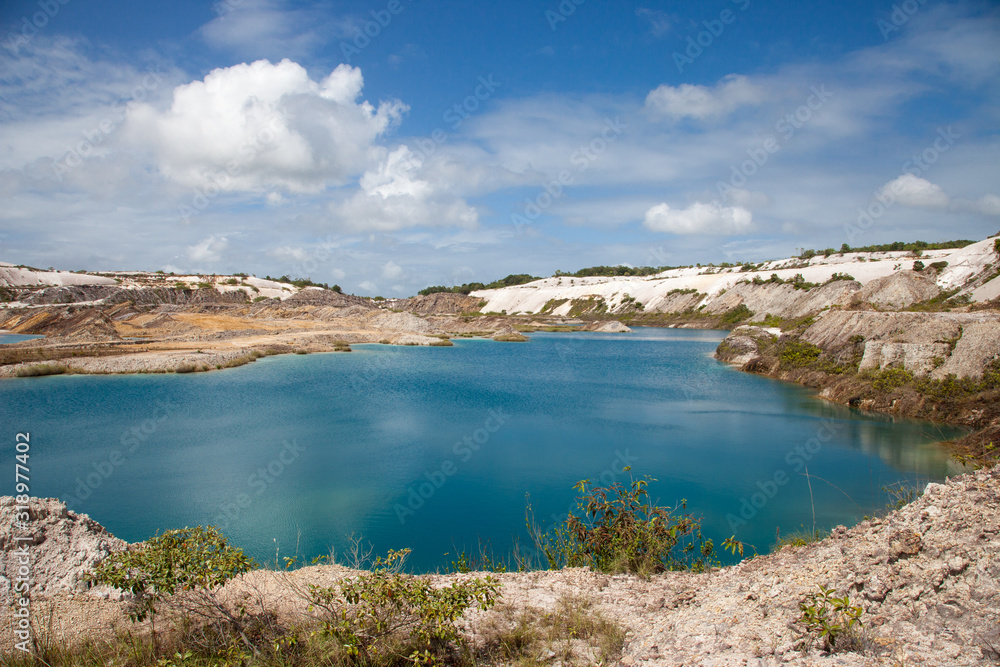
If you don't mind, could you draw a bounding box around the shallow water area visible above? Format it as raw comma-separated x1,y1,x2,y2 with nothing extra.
0,327,967,571
0,333,44,344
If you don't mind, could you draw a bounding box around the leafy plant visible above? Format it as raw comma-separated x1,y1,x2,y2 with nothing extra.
797,585,864,652
89,526,256,624
867,367,914,392
720,304,753,326
527,470,716,576
779,340,822,367
307,549,500,665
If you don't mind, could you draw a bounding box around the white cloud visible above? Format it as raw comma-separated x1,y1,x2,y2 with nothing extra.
358,280,378,293
645,75,764,120
643,202,752,235
952,193,1000,217
125,59,406,193
881,174,950,208
198,0,354,61
720,187,771,209
975,194,1000,216
331,146,479,232
187,235,228,263
382,260,404,280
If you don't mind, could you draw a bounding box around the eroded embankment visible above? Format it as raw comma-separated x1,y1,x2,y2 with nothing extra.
716,309,1000,465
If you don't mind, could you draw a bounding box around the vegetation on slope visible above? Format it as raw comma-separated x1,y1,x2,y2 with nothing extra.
10,473,734,666
417,274,540,296
799,239,975,259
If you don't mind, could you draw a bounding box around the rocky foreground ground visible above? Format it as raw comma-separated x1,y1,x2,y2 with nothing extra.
2,464,999,665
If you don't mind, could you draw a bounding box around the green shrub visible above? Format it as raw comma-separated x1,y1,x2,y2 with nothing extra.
826,272,855,283
89,526,255,623
868,367,914,392
779,340,822,367
307,549,500,665
790,273,819,290
797,586,865,653
913,260,925,271
913,359,1000,400
720,304,753,325
527,471,716,575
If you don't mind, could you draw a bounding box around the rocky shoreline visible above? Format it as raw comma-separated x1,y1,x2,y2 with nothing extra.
2,464,999,664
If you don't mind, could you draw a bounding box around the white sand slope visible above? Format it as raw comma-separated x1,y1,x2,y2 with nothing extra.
473,235,1000,316
0,265,117,288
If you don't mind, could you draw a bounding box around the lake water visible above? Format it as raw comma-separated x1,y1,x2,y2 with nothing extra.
0,328,966,571
0,333,43,344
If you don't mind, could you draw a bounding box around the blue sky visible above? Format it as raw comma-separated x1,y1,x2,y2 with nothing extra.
1,0,998,296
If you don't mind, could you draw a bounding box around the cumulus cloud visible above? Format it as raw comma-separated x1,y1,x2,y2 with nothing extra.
187,235,228,263
643,201,752,235
952,194,1000,216
382,260,404,280
645,75,764,120
331,146,478,232
888,175,946,208
719,187,771,209
880,174,950,208
125,59,406,193
974,194,1000,216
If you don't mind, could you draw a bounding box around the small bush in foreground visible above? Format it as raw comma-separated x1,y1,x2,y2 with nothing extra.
798,585,865,653
89,526,256,625
528,470,716,575
307,548,500,665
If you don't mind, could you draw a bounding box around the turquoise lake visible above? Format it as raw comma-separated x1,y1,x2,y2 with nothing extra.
0,328,966,571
